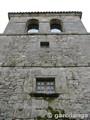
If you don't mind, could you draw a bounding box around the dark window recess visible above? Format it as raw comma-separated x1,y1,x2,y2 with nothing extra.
50,19,63,33
26,19,39,33
28,24,38,33
40,42,49,47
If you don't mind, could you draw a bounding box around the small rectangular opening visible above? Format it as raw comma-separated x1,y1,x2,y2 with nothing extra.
40,42,49,47
36,78,55,94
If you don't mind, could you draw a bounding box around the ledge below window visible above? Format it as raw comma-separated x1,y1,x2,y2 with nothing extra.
29,92,59,97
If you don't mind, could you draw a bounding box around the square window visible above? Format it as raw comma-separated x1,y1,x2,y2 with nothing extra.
36,78,55,94
40,42,49,47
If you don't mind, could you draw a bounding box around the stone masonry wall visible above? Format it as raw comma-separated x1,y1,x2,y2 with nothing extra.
0,34,90,67
0,34,90,119
0,67,90,119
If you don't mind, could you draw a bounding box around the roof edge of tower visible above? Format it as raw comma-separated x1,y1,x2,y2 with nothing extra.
8,11,82,20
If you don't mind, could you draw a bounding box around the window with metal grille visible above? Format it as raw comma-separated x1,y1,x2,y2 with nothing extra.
36,78,55,94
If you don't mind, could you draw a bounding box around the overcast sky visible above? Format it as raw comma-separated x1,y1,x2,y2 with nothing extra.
0,0,90,33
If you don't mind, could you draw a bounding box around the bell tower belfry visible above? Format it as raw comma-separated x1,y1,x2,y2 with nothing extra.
4,12,87,34
0,12,90,120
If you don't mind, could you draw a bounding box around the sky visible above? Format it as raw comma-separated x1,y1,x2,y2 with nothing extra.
0,0,90,33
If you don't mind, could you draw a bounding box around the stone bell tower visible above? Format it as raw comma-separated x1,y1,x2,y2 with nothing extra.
0,12,90,120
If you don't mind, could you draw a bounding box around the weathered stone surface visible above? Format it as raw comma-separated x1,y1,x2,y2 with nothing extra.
0,35,90,67
0,12,90,120
4,12,87,34
0,67,90,119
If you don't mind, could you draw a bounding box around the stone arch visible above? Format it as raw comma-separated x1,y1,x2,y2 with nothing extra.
50,19,63,33
26,19,39,33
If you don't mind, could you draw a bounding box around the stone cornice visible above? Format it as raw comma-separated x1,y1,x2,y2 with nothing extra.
1,32,90,36
8,11,82,20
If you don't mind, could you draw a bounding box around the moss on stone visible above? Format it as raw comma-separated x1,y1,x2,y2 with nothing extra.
46,106,74,120
60,109,65,114
46,106,59,119
36,116,42,120
43,96,57,102
35,115,48,120
35,106,66,120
